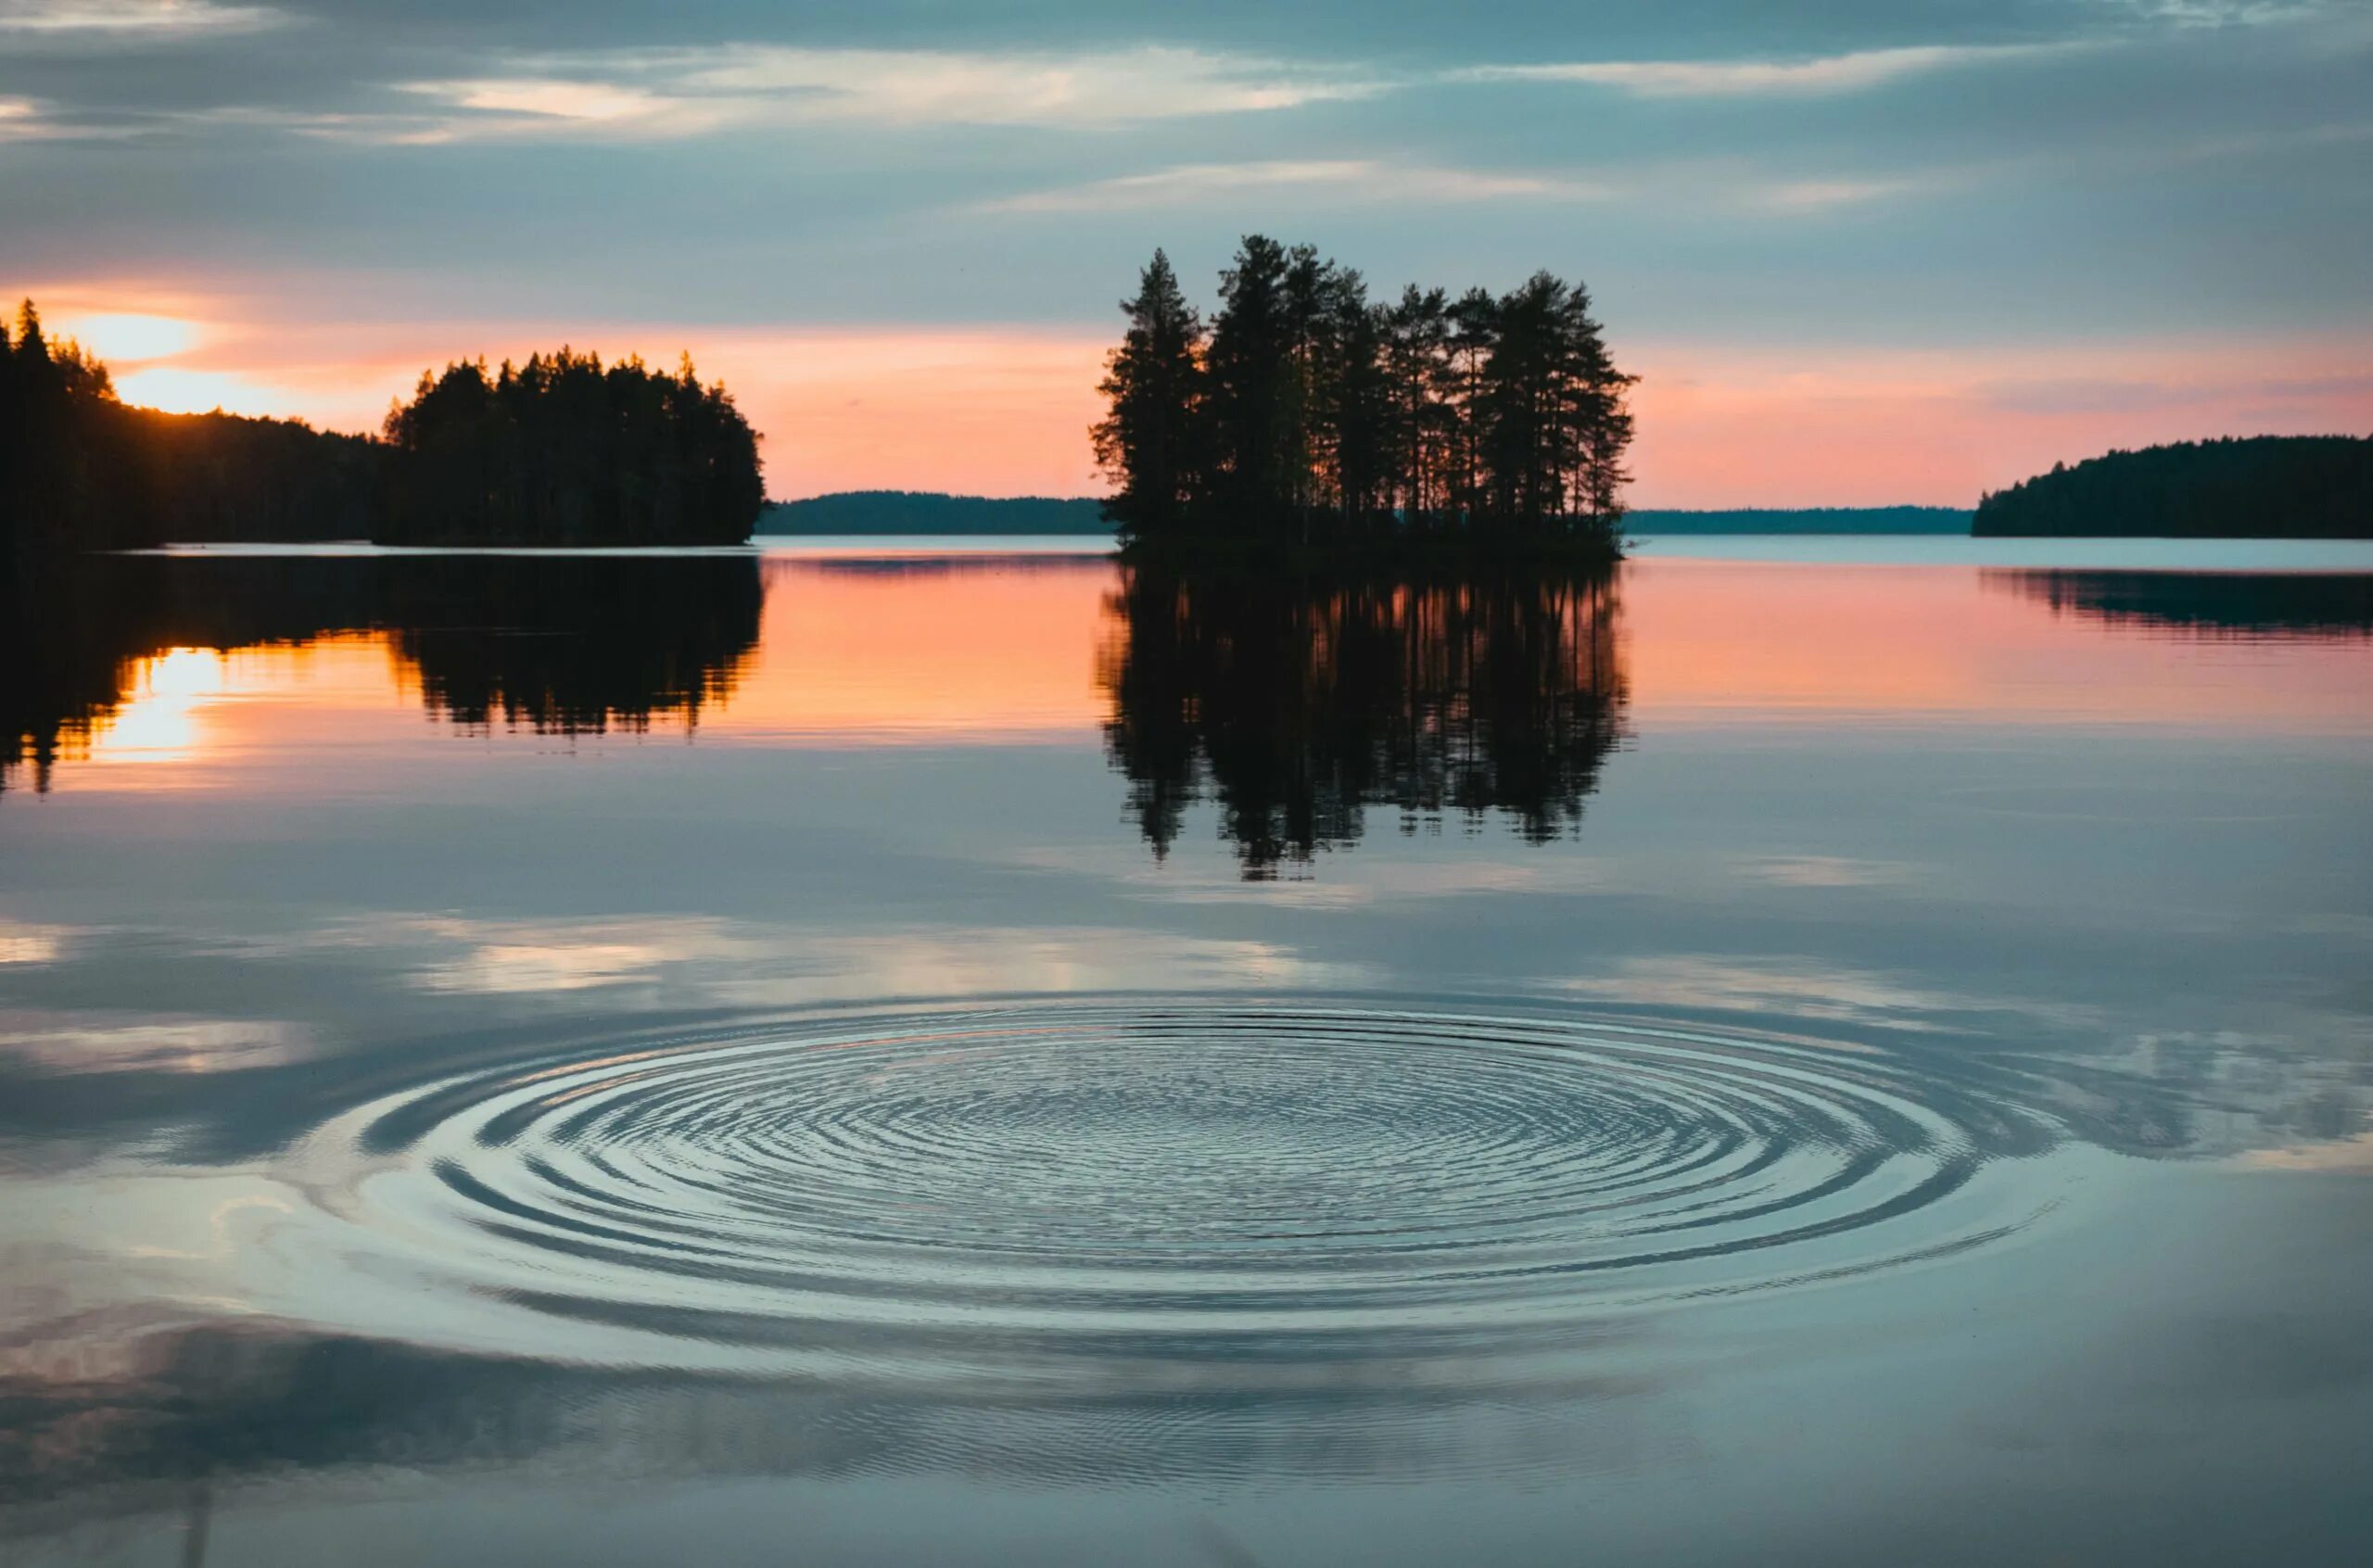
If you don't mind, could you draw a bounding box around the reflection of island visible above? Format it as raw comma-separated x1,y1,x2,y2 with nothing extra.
2,554,762,793
1099,566,1628,876
1986,569,2373,639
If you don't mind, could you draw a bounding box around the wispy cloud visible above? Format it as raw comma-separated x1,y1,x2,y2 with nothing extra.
386,45,1384,143
984,158,1606,213
680,44,1382,124
1458,43,2078,98
0,0,283,34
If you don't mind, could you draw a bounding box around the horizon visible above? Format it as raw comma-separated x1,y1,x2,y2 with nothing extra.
7,3,2372,506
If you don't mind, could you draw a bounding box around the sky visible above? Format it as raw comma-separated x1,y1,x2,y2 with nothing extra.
3,0,2369,506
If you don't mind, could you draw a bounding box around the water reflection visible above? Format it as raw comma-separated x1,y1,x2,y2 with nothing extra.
3,545,2370,1563
1099,566,1629,876
1,554,761,792
1985,569,2373,639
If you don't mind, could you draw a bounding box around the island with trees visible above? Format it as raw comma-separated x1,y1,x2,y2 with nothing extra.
1094,240,1635,560
1973,436,2372,538
3,300,766,556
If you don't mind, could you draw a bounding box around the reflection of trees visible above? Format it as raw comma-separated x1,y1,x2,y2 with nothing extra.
1099,565,1628,876
2,554,763,793
1986,569,2373,639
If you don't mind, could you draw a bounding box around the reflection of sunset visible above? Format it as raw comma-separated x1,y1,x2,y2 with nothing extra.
22,555,2373,798
84,638,408,774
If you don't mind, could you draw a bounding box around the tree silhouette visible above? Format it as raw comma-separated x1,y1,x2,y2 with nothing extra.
378,349,763,546
1095,242,1636,555
1973,437,2373,538
1093,250,1207,543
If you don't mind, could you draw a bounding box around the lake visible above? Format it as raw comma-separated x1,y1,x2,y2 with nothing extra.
4,537,2370,1565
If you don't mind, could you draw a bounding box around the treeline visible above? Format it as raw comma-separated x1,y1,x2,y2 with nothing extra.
1973,436,2373,538
4,301,382,550
2,299,766,552
380,351,762,546
1095,240,1634,555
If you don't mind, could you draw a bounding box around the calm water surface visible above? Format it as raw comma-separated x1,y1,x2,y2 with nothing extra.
3,538,2370,1565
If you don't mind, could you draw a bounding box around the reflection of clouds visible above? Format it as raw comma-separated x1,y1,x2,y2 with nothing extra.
1120,859,1546,909
0,1011,311,1074
402,917,764,994
1558,956,1978,1031
2240,1132,2373,1174
330,912,1376,1002
2097,1030,2370,1167
0,919,72,965
1737,855,1919,889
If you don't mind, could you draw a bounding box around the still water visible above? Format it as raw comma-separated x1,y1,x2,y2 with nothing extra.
3,539,2369,1565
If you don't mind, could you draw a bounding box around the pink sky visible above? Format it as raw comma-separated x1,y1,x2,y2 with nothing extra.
34,286,2373,508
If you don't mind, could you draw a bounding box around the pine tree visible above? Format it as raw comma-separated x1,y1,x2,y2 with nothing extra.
1091,249,1206,542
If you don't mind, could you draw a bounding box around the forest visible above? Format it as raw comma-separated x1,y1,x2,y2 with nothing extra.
1094,240,1635,557
1,302,380,552
1973,436,2373,538
1,301,766,553
378,351,762,546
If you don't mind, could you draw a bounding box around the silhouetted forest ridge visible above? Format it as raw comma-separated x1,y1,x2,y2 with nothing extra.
759,491,1110,534
1973,436,2373,537
1,551,762,794
3,300,764,552
1100,563,1627,876
380,349,761,545
1097,241,1633,559
2,302,380,550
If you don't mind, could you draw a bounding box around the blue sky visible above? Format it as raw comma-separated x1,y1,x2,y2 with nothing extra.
5,0,2367,501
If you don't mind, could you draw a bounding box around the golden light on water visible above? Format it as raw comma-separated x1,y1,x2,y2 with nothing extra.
89,647,228,765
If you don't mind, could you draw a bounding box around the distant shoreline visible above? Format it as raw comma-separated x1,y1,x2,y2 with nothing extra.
759,493,1974,537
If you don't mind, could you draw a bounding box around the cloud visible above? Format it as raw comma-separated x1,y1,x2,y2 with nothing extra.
0,0,282,35
679,44,1383,124
1459,43,2077,98
983,158,1607,213
386,45,1386,143
1749,176,1922,211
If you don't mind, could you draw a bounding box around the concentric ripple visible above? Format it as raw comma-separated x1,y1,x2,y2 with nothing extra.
286,1000,2075,1375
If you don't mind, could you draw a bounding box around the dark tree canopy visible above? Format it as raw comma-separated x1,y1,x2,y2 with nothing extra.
1973,436,2373,538
1094,239,1635,557
4,301,768,555
1,300,386,554
378,349,763,546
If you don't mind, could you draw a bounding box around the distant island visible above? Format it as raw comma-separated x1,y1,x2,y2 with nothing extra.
758,493,1972,537
3,299,764,555
1975,436,2372,538
1095,241,1634,561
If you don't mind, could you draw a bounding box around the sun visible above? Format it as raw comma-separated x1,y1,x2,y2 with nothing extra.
109,366,290,418
53,311,202,362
